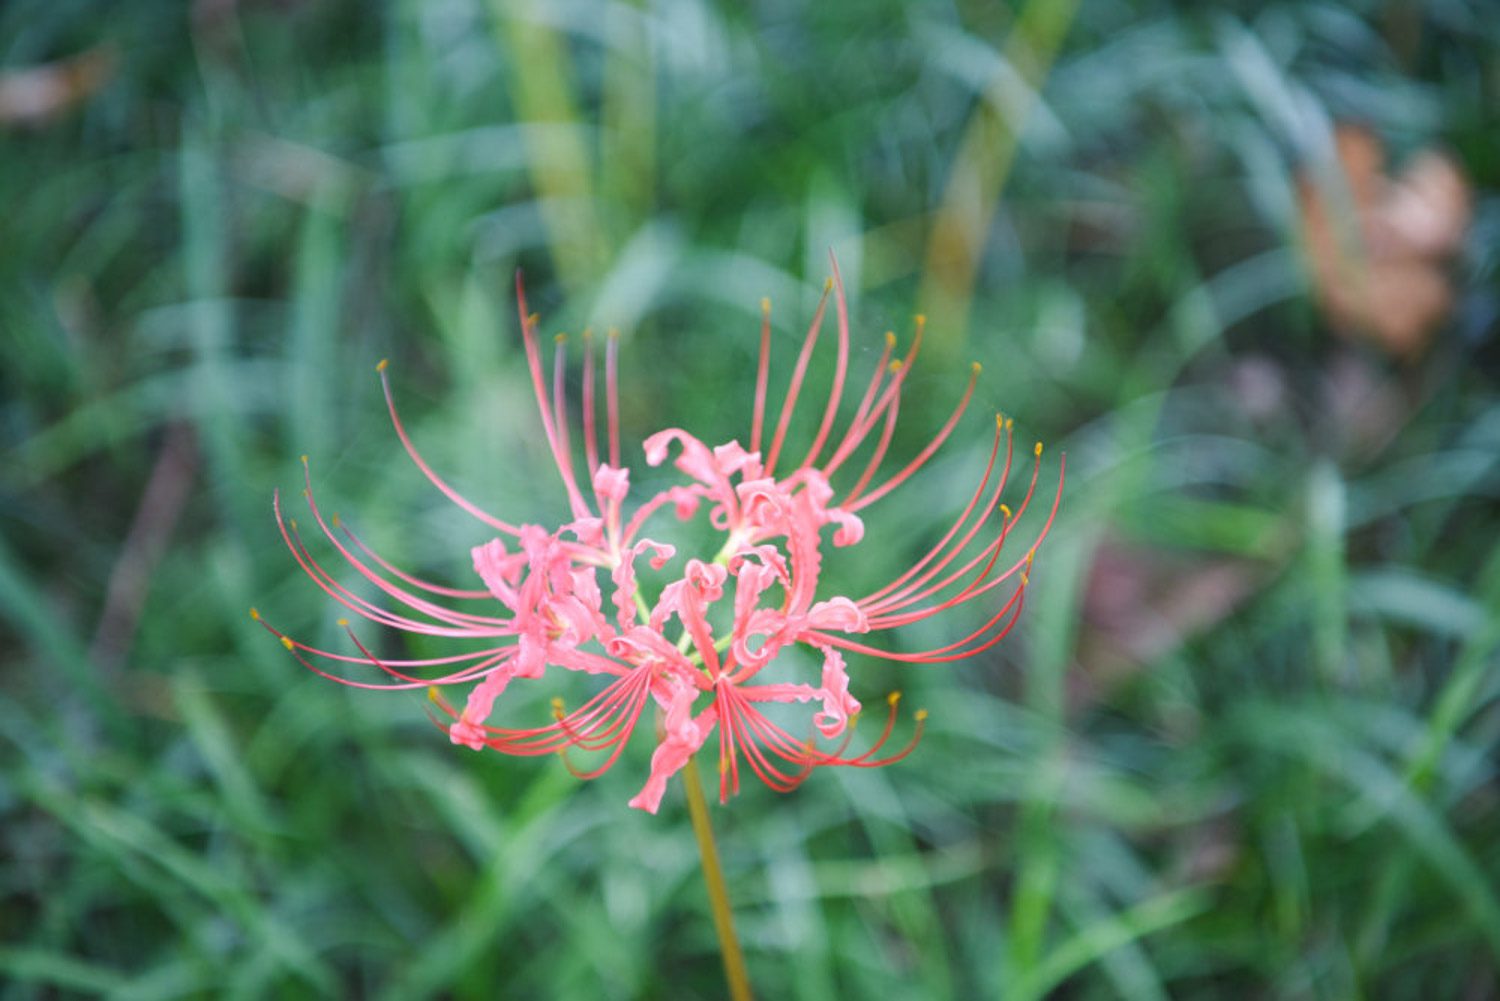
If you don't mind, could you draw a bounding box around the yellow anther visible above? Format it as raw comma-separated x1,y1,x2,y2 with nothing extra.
280,636,294,650
915,709,929,722
427,687,443,704
581,328,593,342
337,618,349,627
914,314,926,327
551,696,566,719
889,360,904,373
761,297,771,314
302,488,310,499
972,361,982,374
1000,504,1012,520
885,331,896,348
887,691,902,707
719,755,730,775
288,518,297,531
527,313,539,327
996,414,1005,430
249,607,260,620
554,332,567,344
1034,442,1043,457
332,513,341,527
608,327,619,340
1005,418,1013,431
824,277,834,291
377,358,388,372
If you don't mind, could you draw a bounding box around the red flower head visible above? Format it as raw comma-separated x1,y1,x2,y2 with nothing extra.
255,258,1061,812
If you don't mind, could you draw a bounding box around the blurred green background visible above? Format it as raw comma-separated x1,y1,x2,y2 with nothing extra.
3,0,1498,997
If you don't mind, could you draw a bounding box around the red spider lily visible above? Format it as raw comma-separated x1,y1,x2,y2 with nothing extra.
255,256,1062,812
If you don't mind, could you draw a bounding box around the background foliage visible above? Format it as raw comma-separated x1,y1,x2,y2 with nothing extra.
3,0,1498,997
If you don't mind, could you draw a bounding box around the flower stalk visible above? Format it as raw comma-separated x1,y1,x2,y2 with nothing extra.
683,754,753,1001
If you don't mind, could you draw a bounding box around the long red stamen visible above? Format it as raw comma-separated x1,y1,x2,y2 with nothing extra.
848,356,977,514
515,273,592,521
795,254,851,471
866,448,1062,628
297,470,510,631
840,368,906,506
859,415,1009,611
820,331,897,479
582,329,599,477
764,278,833,476
337,518,492,600
379,362,519,536
606,330,621,470
751,298,772,457
276,493,501,637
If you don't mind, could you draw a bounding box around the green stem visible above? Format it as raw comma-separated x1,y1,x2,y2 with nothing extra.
682,755,754,1001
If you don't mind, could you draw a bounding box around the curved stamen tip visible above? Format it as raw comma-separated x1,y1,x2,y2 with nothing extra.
337,618,349,627
582,328,593,342
527,313,540,328
1034,442,1043,457
300,455,308,465
554,332,567,344
427,686,444,705
249,607,260,620
608,327,620,340
280,636,294,650
914,709,929,722
551,696,566,720
1005,417,1014,431
885,331,896,348
887,690,902,707
719,754,731,775
914,314,926,328
761,296,771,314
889,359,904,373
995,413,1005,430
332,513,341,527
1000,504,1013,520
971,361,981,374
823,277,834,291
376,358,388,373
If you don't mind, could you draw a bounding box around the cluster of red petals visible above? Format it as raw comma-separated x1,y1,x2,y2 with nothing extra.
257,257,1061,813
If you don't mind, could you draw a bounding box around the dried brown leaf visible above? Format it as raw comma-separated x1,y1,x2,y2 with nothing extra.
1298,125,1472,359
0,45,116,128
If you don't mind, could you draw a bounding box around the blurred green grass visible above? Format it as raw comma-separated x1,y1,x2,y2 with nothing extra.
3,0,1499,998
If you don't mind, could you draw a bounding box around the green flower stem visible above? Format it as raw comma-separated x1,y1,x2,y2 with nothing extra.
683,754,754,1001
